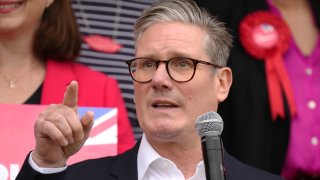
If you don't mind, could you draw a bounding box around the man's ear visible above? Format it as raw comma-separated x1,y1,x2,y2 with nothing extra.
216,67,232,102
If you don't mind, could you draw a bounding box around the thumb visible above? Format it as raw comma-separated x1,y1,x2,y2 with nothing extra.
81,111,94,140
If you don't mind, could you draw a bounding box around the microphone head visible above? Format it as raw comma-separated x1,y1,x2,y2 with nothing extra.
195,111,223,137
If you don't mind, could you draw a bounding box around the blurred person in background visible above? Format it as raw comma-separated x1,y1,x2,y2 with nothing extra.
195,0,320,179
0,0,134,153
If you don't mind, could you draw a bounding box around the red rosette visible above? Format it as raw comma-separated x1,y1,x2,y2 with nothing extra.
239,11,296,121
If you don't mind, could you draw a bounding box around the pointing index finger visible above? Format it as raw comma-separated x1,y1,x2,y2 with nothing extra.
63,80,78,112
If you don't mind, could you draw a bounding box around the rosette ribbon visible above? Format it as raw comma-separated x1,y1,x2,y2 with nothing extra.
239,11,296,120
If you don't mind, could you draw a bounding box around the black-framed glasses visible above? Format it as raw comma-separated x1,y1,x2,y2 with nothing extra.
126,57,222,83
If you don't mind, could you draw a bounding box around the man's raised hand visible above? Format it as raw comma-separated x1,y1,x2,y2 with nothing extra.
32,81,94,168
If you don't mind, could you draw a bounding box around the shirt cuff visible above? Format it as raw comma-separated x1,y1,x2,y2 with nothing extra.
28,151,67,174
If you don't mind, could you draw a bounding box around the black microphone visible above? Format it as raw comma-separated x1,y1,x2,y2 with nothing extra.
195,111,226,180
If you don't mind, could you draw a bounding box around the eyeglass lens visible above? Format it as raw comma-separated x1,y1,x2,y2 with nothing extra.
129,58,196,82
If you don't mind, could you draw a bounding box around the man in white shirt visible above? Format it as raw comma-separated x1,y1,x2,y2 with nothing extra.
16,0,284,179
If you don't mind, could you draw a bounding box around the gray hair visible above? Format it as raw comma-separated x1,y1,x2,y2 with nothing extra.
134,0,232,67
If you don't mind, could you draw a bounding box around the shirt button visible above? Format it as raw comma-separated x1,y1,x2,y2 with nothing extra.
307,100,317,110
311,136,318,146
305,68,313,76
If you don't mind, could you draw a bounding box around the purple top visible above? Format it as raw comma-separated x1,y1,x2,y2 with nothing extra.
268,1,320,179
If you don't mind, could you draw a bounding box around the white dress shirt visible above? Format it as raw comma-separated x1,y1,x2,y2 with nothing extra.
29,151,67,174
138,134,205,180
29,133,205,179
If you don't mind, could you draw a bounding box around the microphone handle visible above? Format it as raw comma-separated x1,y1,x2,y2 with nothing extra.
201,135,226,180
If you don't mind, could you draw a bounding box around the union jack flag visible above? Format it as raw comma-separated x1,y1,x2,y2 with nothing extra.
69,107,118,164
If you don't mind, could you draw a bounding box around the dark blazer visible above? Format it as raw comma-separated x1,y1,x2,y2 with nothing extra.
16,141,284,180
195,0,320,175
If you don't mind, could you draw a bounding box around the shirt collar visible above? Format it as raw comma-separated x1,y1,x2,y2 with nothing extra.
137,133,205,180
137,133,161,180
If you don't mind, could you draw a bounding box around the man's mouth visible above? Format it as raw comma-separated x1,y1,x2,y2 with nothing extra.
151,100,179,108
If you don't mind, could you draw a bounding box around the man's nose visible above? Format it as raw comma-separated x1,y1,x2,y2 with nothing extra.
151,63,173,88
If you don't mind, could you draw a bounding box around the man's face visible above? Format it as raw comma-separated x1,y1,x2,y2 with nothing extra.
134,22,231,143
